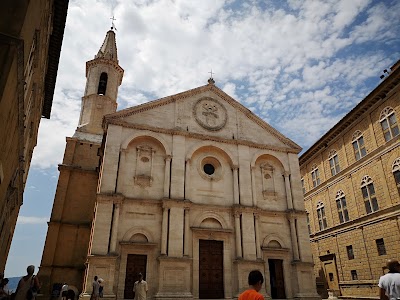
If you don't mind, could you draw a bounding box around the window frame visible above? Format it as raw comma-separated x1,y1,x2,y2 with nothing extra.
361,175,379,214
392,158,400,195
352,131,367,161
351,270,358,280
380,107,399,142
376,238,386,256
311,165,321,188
316,201,327,230
336,190,350,223
328,150,340,176
346,245,354,260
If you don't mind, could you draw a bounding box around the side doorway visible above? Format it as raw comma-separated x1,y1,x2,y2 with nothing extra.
268,259,286,299
320,254,340,294
124,254,147,299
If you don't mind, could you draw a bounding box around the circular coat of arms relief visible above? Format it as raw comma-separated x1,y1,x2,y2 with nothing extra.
193,97,227,131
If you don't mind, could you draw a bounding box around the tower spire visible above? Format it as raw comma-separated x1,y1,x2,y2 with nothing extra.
77,28,124,135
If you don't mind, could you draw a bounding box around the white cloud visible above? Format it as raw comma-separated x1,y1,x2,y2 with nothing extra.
17,216,48,225
30,0,400,169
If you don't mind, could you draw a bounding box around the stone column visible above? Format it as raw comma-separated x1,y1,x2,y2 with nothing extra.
184,207,190,256
161,207,169,255
289,215,299,261
110,202,120,253
284,172,293,210
164,155,171,198
234,212,242,258
251,166,257,207
254,213,261,259
185,158,191,200
233,165,240,205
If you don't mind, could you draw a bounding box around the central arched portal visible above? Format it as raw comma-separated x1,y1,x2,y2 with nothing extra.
199,239,224,299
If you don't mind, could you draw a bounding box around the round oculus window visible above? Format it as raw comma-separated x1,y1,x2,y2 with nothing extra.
203,163,215,175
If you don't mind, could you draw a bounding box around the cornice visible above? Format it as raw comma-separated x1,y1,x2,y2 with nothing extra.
106,119,298,154
309,204,400,241
104,84,301,151
300,65,400,165
58,164,98,174
86,58,124,84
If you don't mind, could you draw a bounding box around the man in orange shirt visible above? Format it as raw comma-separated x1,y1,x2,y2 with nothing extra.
239,270,265,300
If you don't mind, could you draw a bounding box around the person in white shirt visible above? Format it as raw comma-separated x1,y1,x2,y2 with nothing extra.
379,259,400,300
133,273,148,300
61,283,68,300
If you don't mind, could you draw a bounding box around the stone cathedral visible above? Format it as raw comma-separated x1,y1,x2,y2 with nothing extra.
39,29,319,300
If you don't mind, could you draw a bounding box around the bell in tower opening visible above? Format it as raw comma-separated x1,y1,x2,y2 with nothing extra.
98,72,108,95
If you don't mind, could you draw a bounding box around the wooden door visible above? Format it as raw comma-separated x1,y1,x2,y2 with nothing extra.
323,260,339,291
124,254,147,299
199,240,224,299
269,259,286,299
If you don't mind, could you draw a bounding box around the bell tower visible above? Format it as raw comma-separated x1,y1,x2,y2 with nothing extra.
38,28,123,299
78,28,124,134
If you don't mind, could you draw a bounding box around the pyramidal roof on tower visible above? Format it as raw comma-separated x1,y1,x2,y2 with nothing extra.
95,29,118,62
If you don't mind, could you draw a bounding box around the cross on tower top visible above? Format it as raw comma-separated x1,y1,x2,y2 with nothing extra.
110,15,117,30
208,69,215,84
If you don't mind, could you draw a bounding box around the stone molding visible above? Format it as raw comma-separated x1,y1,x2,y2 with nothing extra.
107,119,298,154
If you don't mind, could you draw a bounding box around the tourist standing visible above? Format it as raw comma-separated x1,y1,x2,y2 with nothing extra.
133,273,148,300
379,259,400,300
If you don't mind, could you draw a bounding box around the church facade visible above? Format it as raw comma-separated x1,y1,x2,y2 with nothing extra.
39,29,319,300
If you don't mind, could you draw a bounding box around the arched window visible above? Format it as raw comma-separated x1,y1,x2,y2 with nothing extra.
316,201,327,230
311,164,320,188
392,158,400,194
97,72,108,95
335,190,349,223
361,176,378,214
352,131,367,161
328,150,340,176
380,107,399,142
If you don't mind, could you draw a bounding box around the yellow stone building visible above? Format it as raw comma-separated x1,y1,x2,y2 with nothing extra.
300,61,400,298
39,29,320,300
0,0,68,272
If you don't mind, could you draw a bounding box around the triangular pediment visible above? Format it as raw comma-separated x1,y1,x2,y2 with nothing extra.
105,84,301,152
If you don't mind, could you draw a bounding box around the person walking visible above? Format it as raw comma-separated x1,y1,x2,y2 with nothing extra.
133,273,148,300
91,276,100,300
379,259,400,300
239,270,265,300
14,265,40,300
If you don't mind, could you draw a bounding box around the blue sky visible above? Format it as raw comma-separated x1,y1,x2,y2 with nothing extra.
5,0,400,277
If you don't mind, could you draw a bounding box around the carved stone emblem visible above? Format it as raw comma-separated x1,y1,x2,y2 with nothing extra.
193,97,227,131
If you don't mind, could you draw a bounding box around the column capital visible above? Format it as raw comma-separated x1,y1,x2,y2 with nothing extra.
233,211,241,218
253,213,260,219
232,165,239,170
165,155,172,162
283,171,290,177
185,158,191,164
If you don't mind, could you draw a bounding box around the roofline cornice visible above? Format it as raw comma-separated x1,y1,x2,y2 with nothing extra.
104,83,301,151
299,63,400,165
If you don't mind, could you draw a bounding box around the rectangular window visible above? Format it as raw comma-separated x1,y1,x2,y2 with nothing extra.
336,196,350,223
329,273,334,281
317,207,327,230
346,245,354,260
351,270,358,280
306,214,311,234
362,183,379,214
301,178,306,194
329,155,340,176
376,238,386,256
353,137,366,161
394,170,400,194
311,168,320,187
